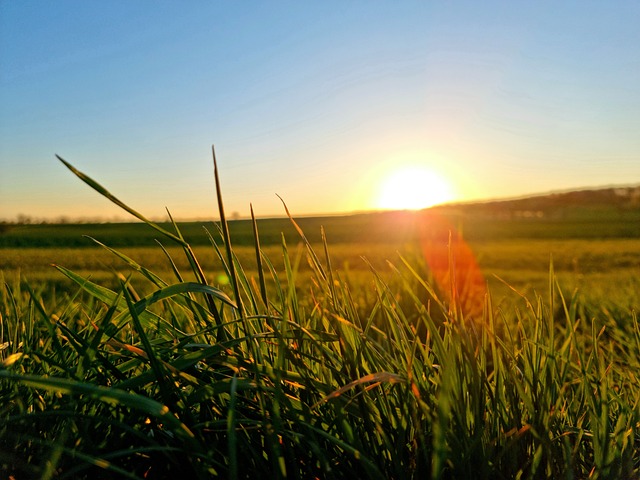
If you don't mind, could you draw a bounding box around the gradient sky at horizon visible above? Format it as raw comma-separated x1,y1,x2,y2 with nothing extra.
1,1,639,221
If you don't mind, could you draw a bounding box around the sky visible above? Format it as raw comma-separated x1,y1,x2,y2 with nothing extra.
1,1,639,222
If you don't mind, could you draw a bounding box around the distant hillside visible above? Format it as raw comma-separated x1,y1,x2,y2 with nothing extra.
433,185,640,220
2,185,640,247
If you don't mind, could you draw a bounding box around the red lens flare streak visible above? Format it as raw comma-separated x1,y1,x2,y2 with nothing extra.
418,211,486,320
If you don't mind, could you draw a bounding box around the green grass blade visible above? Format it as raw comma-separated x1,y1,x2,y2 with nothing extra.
227,374,238,480
0,370,198,446
56,155,187,246
86,236,169,288
212,145,243,317
250,204,269,310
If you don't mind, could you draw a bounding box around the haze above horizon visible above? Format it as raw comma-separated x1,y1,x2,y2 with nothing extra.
1,2,639,222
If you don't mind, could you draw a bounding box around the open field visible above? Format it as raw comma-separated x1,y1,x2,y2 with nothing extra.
2,214,639,312
3,238,640,307
2,171,640,478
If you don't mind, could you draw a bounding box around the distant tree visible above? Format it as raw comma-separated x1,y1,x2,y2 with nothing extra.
16,214,32,225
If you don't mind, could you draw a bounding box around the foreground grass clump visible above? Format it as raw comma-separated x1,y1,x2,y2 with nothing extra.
1,154,639,479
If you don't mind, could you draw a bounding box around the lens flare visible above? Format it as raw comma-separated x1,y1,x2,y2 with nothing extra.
418,211,486,320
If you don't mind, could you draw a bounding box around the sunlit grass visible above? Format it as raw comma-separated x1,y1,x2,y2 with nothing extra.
4,237,638,313
0,152,638,478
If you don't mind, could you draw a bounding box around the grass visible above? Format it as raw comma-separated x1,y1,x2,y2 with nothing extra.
3,238,639,316
1,151,639,478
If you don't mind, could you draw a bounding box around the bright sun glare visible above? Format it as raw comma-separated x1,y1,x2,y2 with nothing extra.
377,166,453,210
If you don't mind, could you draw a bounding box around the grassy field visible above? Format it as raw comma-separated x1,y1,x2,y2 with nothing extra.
3,223,639,312
1,158,639,478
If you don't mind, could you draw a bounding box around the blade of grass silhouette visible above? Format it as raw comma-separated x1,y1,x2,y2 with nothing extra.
0,371,198,447
57,154,224,333
212,145,258,352
212,145,244,318
86,236,169,288
250,203,269,311
56,155,186,246
122,282,175,408
277,193,327,281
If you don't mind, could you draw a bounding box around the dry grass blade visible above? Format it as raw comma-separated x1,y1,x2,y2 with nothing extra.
313,372,405,408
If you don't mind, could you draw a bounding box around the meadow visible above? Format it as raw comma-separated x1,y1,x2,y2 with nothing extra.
3,218,638,313
1,157,639,478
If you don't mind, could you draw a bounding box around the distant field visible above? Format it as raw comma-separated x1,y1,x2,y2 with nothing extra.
2,211,639,311
2,203,640,248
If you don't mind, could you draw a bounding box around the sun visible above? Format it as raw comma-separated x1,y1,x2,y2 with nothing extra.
377,166,453,210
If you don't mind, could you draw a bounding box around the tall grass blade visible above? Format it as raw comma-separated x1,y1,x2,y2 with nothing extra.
211,145,243,317
56,155,186,246
250,204,269,310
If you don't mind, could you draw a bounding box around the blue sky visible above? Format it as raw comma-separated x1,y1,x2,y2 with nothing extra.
1,1,639,221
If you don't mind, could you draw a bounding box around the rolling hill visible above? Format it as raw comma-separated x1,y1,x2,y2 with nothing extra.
1,185,639,248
